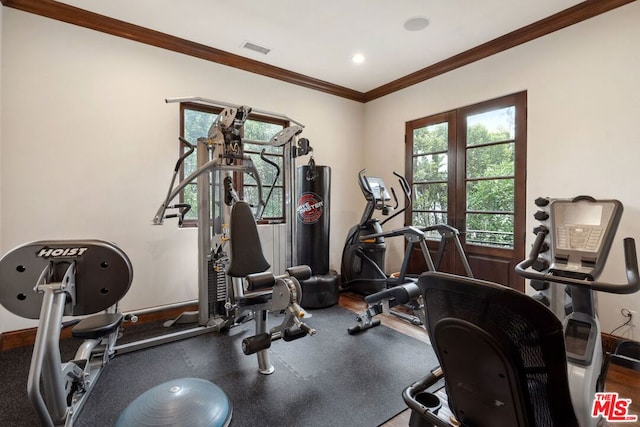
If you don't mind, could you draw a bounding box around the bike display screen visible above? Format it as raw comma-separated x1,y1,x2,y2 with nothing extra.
565,319,591,356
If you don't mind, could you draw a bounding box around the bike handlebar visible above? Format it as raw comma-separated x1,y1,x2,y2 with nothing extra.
515,232,640,294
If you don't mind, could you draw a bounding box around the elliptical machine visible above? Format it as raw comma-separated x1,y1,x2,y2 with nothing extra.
340,169,411,295
341,169,473,333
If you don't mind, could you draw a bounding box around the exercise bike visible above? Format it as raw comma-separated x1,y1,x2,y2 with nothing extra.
0,240,133,426
402,196,640,427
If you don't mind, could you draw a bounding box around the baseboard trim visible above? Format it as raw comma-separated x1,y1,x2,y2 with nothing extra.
0,304,198,352
2,308,635,354
601,332,633,355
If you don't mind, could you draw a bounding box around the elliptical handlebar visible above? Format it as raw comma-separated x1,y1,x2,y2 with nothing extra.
393,171,411,201
380,172,411,226
358,169,374,199
515,232,640,294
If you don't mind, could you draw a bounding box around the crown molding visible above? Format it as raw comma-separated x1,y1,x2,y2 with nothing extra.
1,0,366,102
1,0,635,103
363,0,636,102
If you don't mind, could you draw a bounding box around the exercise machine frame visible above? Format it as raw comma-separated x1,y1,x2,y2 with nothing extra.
135,98,315,373
348,224,473,334
0,240,133,426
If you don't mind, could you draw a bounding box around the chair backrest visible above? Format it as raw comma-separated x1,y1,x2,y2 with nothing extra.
227,201,270,278
419,271,579,427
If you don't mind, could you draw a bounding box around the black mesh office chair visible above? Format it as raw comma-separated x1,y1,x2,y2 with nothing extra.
404,271,579,427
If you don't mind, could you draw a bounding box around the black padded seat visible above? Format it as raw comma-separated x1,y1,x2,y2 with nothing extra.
418,271,579,427
235,291,273,307
72,312,124,340
227,201,270,278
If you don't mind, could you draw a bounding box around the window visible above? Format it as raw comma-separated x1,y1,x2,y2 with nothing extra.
406,92,526,288
465,106,517,248
179,103,287,226
410,114,451,239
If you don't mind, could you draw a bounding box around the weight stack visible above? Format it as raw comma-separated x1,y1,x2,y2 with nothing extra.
296,165,339,308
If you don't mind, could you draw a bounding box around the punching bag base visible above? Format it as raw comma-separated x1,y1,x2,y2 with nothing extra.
300,270,339,309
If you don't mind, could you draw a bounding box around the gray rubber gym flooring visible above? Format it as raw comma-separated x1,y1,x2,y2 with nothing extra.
0,305,437,426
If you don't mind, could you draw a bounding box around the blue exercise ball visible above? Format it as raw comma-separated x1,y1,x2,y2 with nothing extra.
116,378,232,427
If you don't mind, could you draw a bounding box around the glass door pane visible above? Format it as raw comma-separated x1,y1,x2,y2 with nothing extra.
464,107,516,249
412,122,449,238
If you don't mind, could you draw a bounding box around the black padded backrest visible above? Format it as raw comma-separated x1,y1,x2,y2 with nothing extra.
419,271,579,427
227,201,270,278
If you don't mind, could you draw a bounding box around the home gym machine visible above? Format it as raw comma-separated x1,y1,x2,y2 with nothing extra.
0,240,133,426
403,196,640,427
146,97,316,374
342,169,472,333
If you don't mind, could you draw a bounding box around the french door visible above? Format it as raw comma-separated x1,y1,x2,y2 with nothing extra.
405,92,527,290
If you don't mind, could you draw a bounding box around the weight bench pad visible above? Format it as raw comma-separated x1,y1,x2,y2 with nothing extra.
72,312,124,339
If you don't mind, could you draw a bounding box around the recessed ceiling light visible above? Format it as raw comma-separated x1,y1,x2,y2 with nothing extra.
404,16,429,32
352,53,365,64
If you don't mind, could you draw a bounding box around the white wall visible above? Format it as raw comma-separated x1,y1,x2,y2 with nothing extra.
0,9,365,332
0,4,3,254
364,2,640,338
3,4,639,338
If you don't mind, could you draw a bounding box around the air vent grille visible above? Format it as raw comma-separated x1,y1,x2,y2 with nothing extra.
241,41,271,55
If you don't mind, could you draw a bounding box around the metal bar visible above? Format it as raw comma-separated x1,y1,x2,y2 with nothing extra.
114,325,218,355
153,159,261,224
165,96,305,128
255,310,274,374
285,143,295,267
242,138,272,146
419,239,436,272
73,338,99,362
453,234,474,278
28,288,67,426
397,242,414,282
197,139,211,325
121,300,197,318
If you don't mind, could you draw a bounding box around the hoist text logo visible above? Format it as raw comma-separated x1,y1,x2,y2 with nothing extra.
37,247,89,258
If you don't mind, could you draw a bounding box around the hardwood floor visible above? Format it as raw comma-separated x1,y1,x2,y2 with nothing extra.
337,292,640,427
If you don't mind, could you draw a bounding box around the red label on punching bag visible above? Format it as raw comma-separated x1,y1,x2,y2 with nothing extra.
297,192,324,224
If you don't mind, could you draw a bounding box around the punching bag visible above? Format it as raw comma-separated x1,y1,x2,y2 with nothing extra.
296,163,339,308
296,164,330,274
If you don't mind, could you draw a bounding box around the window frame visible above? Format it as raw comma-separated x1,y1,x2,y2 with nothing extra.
405,91,527,258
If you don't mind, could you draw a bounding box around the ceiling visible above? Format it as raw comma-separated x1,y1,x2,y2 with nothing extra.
55,0,586,93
